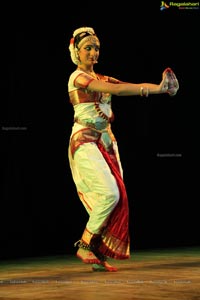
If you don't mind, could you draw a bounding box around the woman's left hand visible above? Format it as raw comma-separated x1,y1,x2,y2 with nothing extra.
162,67,179,96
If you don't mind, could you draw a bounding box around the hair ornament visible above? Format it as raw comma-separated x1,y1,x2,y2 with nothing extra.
69,37,79,65
73,27,95,38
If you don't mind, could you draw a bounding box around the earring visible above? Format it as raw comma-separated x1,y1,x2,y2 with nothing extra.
75,49,81,63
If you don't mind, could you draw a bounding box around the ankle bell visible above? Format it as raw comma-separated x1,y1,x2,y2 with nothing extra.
74,240,93,251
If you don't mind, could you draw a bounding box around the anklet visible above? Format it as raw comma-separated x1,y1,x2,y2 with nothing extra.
74,240,94,251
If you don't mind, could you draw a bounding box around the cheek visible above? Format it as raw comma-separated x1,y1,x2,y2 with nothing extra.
82,51,89,57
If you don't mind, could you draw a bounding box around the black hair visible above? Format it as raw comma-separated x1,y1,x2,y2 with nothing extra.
74,32,95,48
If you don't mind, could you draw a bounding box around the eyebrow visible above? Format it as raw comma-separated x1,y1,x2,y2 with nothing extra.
84,43,100,47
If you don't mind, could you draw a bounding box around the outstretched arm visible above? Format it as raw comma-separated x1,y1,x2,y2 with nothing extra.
88,68,179,97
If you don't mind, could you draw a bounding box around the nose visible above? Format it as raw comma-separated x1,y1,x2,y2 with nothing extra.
91,48,98,55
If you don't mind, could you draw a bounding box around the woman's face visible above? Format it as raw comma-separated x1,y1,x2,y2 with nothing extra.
78,38,100,66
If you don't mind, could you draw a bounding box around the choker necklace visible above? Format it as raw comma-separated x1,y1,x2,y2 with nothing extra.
77,68,97,79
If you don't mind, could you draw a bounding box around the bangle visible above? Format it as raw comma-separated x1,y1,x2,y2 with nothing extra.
145,87,149,97
140,87,149,97
140,87,144,97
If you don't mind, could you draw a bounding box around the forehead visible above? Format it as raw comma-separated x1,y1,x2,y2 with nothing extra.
79,36,100,48
83,41,100,48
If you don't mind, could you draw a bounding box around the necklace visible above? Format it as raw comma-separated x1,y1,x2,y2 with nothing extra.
77,68,97,79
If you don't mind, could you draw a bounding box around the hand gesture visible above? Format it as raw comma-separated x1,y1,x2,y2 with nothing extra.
162,67,179,96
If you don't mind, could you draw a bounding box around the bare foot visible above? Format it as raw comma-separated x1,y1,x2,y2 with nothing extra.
92,261,118,272
76,248,101,264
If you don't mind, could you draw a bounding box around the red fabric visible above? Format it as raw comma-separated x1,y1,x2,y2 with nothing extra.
97,142,130,259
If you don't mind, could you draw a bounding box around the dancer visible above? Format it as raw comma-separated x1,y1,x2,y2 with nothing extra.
67,26,179,271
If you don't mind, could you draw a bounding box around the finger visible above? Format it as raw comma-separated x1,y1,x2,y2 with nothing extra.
162,74,169,91
170,72,179,89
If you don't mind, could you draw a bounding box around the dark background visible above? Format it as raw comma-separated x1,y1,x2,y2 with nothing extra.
0,3,199,259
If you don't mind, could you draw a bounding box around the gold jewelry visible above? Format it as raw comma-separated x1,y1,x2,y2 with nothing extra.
145,87,149,97
140,86,149,97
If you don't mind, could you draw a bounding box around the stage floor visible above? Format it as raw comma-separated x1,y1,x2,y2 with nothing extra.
0,247,200,300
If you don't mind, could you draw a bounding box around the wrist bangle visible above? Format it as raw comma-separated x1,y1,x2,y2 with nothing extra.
140,87,144,97
140,87,149,97
145,87,149,97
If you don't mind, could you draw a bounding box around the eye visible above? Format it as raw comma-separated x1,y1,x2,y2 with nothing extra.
85,46,92,51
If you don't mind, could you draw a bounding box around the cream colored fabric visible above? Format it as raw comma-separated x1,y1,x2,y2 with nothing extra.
68,132,121,233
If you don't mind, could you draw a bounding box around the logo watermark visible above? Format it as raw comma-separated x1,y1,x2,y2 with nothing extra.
160,1,199,10
156,153,182,158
